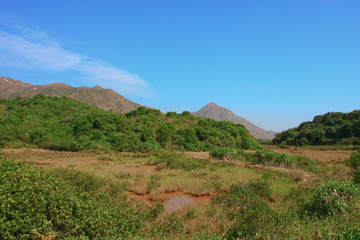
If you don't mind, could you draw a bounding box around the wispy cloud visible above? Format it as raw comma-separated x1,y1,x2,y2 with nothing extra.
0,30,83,71
0,24,152,97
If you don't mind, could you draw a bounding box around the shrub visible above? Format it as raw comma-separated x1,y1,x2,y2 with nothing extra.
50,168,107,192
353,170,360,184
347,150,360,170
0,153,144,239
308,180,360,216
147,174,161,193
253,150,297,167
210,147,231,160
337,226,360,240
155,123,175,147
214,181,284,239
278,143,291,149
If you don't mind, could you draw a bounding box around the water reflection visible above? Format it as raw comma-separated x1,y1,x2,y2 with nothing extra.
163,194,197,211
127,191,211,212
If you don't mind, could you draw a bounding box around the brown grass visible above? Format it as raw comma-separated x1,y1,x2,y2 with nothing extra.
2,148,259,197
263,145,354,163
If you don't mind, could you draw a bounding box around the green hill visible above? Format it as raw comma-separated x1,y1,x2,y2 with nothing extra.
0,95,259,151
273,110,360,146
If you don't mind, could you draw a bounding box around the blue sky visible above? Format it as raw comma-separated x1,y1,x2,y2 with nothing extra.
0,1,359,132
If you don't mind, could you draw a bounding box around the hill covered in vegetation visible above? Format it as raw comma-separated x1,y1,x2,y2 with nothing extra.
273,110,360,146
0,95,259,151
0,76,143,113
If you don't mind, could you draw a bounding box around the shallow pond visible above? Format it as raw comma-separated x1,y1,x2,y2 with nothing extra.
127,191,211,211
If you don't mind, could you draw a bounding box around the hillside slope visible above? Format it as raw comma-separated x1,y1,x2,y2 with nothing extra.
0,95,259,151
273,110,360,146
0,76,142,113
193,102,276,139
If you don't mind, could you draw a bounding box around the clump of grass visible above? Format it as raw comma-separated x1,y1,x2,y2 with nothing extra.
189,171,208,178
233,150,316,170
346,150,360,184
210,148,231,160
152,152,209,171
114,171,132,179
50,167,107,192
97,155,115,161
212,179,290,239
346,150,360,170
147,174,161,193
278,143,290,149
304,180,360,216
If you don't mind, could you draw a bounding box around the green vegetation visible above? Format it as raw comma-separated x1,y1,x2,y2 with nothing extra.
0,153,144,239
0,95,259,152
1,150,360,239
212,172,360,239
1,96,360,239
210,148,315,170
305,180,360,216
151,152,209,171
347,150,360,184
273,110,360,146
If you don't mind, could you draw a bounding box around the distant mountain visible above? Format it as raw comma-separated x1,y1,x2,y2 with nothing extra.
193,102,276,139
0,76,142,113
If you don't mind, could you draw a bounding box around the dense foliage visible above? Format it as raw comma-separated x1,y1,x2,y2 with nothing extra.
0,153,145,239
273,110,360,146
213,173,360,239
0,95,259,151
347,150,360,184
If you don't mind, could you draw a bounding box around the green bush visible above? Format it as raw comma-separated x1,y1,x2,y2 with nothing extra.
155,123,175,147
253,150,297,167
354,170,360,184
213,181,285,239
235,150,314,169
0,153,144,239
278,143,290,149
50,168,107,192
210,147,231,160
154,152,208,171
147,174,161,193
307,180,360,216
336,226,360,240
151,212,184,236
347,150,360,170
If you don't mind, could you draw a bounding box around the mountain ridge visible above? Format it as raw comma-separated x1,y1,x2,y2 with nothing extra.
193,102,276,139
0,76,142,113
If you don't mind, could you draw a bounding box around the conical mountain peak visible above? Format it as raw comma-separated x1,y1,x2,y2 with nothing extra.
193,103,276,139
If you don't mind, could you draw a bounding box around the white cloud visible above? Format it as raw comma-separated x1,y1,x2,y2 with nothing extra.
0,26,152,97
0,30,82,71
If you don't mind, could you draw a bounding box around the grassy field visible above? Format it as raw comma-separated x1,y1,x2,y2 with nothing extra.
1,146,360,239
3,149,260,197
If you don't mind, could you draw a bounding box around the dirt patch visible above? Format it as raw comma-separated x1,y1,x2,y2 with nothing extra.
184,152,210,159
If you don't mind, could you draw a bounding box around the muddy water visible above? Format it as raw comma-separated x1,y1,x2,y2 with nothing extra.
127,191,211,211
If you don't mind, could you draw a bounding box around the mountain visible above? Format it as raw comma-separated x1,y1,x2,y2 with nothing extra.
0,76,142,113
193,102,276,139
